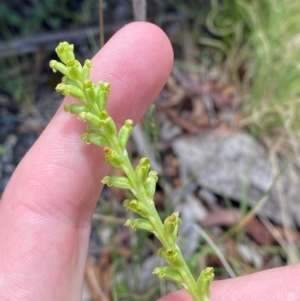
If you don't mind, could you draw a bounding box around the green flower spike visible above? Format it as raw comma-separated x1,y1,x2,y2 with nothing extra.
51,41,214,301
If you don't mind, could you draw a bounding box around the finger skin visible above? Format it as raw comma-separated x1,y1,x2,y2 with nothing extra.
157,264,300,301
0,22,173,301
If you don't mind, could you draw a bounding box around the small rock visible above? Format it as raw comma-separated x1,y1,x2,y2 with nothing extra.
172,129,300,228
238,243,263,269
198,188,218,205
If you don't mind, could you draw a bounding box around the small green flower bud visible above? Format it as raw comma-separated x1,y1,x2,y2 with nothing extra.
78,112,101,127
144,170,158,198
65,59,76,67
164,212,181,244
55,41,75,64
156,247,168,260
153,267,184,284
118,119,133,150
81,59,92,81
55,83,66,93
62,76,83,89
165,248,185,268
99,111,117,137
122,199,135,210
98,81,110,96
156,247,169,260
56,83,84,100
96,91,107,112
135,158,150,185
68,61,82,81
102,176,132,189
82,79,93,89
103,147,124,168
197,267,214,298
124,218,155,232
85,124,101,133
61,76,68,83
82,79,99,112
81,133,110,147
157,248,185,268
122,199,151,218
95,81,110,111
64,103,87,114
49,60,68,75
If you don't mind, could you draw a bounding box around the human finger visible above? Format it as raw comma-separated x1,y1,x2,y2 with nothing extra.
157,264,300,301
0,22,173,300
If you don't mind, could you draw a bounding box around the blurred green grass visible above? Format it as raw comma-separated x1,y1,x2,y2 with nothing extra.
206,0,300,165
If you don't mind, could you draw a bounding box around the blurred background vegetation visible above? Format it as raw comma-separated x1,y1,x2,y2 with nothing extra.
1,1,300,300
2,0,300,159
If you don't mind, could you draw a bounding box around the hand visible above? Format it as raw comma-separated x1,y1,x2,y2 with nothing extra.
0,21,299,301
158,263,300,301
0,22,172,300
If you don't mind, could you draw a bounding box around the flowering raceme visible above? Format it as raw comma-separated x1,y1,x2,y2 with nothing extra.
51,41,214,301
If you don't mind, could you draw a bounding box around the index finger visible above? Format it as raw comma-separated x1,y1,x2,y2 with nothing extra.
0,22,173,300
1,22,173,226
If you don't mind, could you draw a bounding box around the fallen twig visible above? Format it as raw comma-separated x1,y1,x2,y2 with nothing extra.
0,24,124,59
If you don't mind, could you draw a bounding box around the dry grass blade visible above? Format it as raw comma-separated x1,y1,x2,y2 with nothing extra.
93,213,127,225
193,224,236,278
259,213,299,264
269,151,299,264
98,0,104,47
85,259,110,301
131,0,147,21
207,0,300,166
